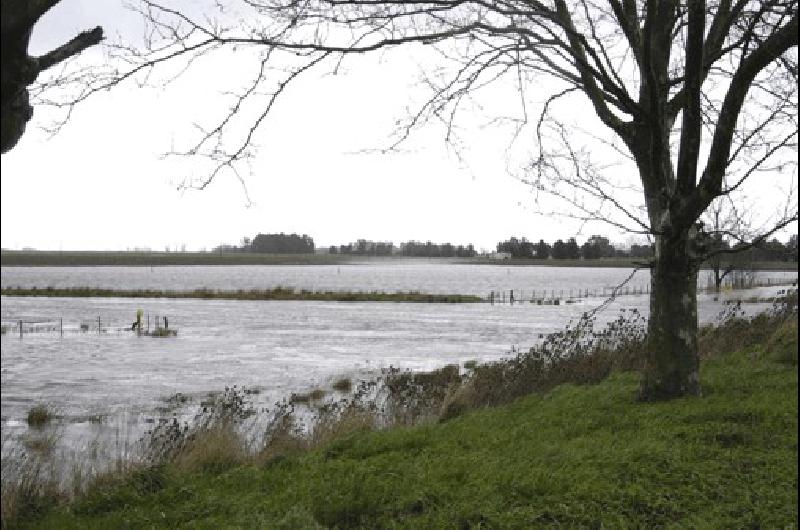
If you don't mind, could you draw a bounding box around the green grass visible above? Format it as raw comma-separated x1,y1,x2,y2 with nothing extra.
20,322,797,528
0,286,483,303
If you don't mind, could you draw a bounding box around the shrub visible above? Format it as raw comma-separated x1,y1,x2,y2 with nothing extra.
26,405,53,428
291,389,327,404
442,309,647,419
332,378,352,392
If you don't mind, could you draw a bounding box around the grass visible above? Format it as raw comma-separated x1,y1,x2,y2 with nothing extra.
332,378,353,392
25,406,53,428
7,306,796,529
290,389,328,404
0,286,484,303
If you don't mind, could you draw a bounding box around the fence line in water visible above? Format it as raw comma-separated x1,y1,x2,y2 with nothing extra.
0,313,173,338
485,276,797,305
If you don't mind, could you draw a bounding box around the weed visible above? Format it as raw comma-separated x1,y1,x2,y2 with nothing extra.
26,405,53,428
332,377,352,392
1,449,65,528
291,389,327,404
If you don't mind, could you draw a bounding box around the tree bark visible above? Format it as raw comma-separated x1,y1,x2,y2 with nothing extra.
0,2,102,153
639,232,702,400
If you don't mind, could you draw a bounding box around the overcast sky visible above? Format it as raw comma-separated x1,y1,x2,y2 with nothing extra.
1,1,795,252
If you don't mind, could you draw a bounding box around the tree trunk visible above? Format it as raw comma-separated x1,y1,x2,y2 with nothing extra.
639,233,702,401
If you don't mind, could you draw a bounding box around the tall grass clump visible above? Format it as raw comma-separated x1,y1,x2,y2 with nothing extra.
332,377,352,392
26,405,53,428
1,439,65,529
143,386,255,473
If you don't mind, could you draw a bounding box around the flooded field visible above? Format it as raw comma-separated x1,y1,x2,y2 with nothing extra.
1,263,795,463
3,263,797,296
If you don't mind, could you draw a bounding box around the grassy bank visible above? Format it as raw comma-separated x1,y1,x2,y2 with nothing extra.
0,286,483,303
6,303,796,528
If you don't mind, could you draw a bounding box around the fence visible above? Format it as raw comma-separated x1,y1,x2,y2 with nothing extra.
486,276,797,305
0,313,173,338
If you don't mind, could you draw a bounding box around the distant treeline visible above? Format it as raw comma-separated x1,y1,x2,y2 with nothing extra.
705,234,798,263
330,240,478,258
496,234,798,261
496,235,650,260
215,233,315,254
208,231,797,261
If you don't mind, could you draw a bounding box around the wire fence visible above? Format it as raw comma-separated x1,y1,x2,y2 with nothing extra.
0,313,174,338
485,275,797,305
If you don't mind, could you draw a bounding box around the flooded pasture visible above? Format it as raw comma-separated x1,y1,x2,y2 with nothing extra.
1,263,795,462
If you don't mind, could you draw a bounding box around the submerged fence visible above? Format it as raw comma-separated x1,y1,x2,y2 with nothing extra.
485,275,797,305
0,313,173,338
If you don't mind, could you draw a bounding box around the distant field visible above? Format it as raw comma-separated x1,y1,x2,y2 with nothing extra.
1,250,796,270
0,251,352,266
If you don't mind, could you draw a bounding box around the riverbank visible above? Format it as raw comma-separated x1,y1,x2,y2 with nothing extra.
5,303,796,528
0,286,484,303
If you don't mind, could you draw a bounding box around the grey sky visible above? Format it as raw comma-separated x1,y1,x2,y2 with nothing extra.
1,1,795,252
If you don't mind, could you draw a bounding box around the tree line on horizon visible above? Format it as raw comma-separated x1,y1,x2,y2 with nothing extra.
497,235,798,262
210,232,797,262
214,233,315,254
497,235,651,260
330,240,478,258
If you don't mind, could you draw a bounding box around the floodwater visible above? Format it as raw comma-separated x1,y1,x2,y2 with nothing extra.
1,263,796,462
3,262,797,296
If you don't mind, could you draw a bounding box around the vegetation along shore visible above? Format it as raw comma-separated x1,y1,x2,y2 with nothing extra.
0,286,483,303
3,294,796,528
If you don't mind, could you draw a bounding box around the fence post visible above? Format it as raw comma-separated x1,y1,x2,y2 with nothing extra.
60,317,63,337
19,320,23,339
98,316,101,334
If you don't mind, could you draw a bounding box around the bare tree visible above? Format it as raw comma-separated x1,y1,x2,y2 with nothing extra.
0,1,103,153
15,1,800,400
699,197,752,292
